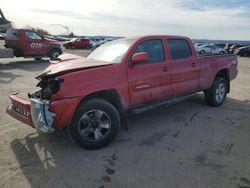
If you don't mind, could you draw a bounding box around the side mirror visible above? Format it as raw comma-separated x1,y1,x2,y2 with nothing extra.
131,52,149,65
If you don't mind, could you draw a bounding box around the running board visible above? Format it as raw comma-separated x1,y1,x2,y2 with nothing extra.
129,93,197,114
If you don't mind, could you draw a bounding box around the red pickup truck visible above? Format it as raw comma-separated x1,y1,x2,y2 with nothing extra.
6,35,238,149
4,28,62,59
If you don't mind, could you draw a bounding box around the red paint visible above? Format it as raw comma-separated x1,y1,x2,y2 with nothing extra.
6,94,34,127
63,38,91,49
6,35,238,130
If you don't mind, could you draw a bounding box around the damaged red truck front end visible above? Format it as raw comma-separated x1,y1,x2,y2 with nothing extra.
6,53,113,134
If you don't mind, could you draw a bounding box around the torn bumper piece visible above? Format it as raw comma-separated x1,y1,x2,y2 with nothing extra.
6,94,55,134
30,98,55,134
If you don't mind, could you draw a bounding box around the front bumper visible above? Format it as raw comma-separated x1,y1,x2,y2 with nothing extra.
6,94,55,134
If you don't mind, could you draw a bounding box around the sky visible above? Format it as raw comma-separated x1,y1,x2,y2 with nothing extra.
1,0,250,40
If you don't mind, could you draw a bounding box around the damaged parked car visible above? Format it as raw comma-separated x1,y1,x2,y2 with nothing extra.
63,38,91,49
7,35,238,149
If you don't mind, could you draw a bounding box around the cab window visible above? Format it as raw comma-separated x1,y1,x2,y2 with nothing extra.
134,39,165,63
168,39,192,60
25,31,42,40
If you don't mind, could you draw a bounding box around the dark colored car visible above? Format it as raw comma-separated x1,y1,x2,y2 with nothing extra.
234,46,250,57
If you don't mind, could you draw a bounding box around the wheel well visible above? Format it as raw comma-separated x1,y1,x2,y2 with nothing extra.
215,69,230,93
79,90,128,130
48,47,62,56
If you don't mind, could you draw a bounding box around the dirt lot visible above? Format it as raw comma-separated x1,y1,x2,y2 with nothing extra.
0,42,250,188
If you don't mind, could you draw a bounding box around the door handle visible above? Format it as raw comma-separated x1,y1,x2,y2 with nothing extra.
136,84,150,89
192,62,196,67
162,66,168,72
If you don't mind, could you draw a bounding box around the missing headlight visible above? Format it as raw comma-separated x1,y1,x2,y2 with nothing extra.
32,78,64,100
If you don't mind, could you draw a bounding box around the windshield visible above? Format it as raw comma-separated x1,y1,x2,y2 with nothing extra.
87,39,135,63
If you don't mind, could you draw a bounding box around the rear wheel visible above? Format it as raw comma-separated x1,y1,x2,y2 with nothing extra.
204,77,228,106
49,49,61,60
13,48,22,57
219,51,225,55
67,99,120,149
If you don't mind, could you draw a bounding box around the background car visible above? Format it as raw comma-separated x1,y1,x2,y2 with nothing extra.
196,44,227,55
234,46,250,57
229,44,247,54
0,32,5,40
63,38,91,49
194,42,206,48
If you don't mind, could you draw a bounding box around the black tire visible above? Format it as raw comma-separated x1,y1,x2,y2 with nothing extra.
219,51,225,55
49,49,61,60
243,52,248,57
204,77,228,107
13,48,22,57
67,98,121,149
34,57,42,61
200,50,205,55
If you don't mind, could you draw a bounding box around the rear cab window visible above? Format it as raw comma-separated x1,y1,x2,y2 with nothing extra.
134,39,165,63
5,29,20,40
168,39,192,60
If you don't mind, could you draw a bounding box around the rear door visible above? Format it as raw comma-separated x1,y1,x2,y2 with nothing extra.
74,39,82,48
128,38,171,107
23,31,47,56
167,38,200,97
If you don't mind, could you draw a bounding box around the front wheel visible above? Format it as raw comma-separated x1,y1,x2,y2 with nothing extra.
204,77,228,107
49,49,62,60
67,99,121,149
219,51,225,55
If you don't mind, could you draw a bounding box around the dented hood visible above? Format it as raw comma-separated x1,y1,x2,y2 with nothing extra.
36,53,113,79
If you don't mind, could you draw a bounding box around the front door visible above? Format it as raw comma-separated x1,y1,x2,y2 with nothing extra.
128,39,171,108
23,31,47,56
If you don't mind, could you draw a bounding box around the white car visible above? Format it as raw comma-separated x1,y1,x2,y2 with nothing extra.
90,38,105,48
0,32,5,40
196,44,227,55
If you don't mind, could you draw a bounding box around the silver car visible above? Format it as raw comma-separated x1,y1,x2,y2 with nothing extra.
196,44,227,55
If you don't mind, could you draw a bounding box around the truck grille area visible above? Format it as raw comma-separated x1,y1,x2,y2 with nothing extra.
12,105,29,117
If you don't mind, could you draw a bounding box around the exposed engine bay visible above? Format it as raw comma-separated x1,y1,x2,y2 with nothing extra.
28,77,64,100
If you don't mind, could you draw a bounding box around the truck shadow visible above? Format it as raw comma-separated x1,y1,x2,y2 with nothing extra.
0,71,22,83
0,60,50,84
0,59,50,72
9,95,250,188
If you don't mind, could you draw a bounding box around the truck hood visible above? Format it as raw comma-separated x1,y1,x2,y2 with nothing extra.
45,38,61,46
36,53,113,79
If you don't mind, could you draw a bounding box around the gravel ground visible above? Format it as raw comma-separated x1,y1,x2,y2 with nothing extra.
0,40,250,188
